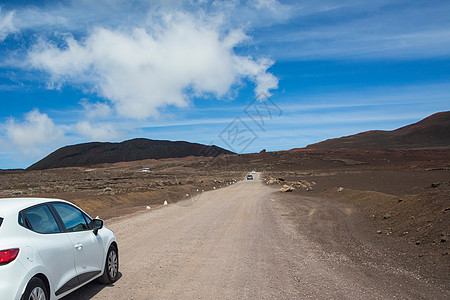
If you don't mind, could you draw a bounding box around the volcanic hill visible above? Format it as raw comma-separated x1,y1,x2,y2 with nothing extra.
27,138,234,170
306,111,450,150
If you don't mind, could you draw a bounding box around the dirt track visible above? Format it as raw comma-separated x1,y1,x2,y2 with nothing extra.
63,173,448,299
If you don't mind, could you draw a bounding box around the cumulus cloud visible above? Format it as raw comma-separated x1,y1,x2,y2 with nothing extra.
75,121,123,141
28,13,279,119
80,99,113,119
0,8,16,41
4,109,65,156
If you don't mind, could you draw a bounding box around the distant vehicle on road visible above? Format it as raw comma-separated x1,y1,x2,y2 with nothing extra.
0,197,119,300
251,170,256,174
142,168,150,172
247,175,254,180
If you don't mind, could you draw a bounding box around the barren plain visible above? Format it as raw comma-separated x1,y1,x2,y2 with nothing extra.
1,148,449,299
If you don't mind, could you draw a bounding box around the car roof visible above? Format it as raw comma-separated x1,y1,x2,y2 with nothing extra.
0,197,69,218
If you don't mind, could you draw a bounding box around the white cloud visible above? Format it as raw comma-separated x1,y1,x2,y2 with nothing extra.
257,1,450,60
80,99,113,119
4,109,65,156
75,121,123,141
28,13,278,119
253,0,291,13
0,8,16,41
6,0,294,35
234,56,278,97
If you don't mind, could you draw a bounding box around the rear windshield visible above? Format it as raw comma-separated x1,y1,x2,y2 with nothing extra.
0,217,3,227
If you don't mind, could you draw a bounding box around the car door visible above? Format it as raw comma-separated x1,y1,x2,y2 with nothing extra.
21,204,77,295
51,203,104,284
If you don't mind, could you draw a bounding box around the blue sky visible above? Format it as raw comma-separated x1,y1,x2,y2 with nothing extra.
0,0,449,169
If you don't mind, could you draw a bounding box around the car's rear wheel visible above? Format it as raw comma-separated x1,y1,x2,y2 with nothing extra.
22,277,48,300
99,244,119,284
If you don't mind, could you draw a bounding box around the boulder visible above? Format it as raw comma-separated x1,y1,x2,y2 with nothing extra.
296,181,308,188
268,177,283,185
280,184,294,193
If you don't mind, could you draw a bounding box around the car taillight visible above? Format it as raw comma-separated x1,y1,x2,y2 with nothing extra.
0,248,20,265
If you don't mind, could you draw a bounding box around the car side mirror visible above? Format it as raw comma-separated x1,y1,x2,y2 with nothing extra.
92,219,103,236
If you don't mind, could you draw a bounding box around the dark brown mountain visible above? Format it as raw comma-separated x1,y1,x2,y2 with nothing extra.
27,138,234,170
305,111,450,150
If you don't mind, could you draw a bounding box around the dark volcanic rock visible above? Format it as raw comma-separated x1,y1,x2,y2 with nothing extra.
305,111,450,150
27,138,234,170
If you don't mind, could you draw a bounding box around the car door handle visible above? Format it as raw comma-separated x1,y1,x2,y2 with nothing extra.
74,243,83,250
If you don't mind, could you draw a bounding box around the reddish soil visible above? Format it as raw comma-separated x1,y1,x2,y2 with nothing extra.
305,111,450,149
255,149,450,283
0,156,245,219
1,148,449,287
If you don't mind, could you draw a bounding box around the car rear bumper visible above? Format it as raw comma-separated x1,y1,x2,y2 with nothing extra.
0,260,28,300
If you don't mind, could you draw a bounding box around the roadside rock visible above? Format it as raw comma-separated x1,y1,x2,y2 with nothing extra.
280,184,294,193
267,177,285,185
267,178,277,184
293,180,316,190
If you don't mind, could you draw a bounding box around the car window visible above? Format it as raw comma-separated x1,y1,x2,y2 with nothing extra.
53,203,89,232
83,212,92,223
0,217,3,227
22,205,61,234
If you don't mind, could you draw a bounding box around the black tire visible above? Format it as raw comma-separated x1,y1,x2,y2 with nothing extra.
22,277,48,300
99,244,119,284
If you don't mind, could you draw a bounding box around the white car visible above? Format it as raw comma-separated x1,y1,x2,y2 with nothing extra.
0,198,119,300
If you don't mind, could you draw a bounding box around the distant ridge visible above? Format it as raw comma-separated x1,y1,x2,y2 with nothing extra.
305,111,450,150
28,138,234,170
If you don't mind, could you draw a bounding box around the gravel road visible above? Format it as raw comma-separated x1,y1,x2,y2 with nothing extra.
63,173,448,299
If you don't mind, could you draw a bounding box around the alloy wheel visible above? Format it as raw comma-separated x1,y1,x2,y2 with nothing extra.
108,250,118,279
28,286,46,300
